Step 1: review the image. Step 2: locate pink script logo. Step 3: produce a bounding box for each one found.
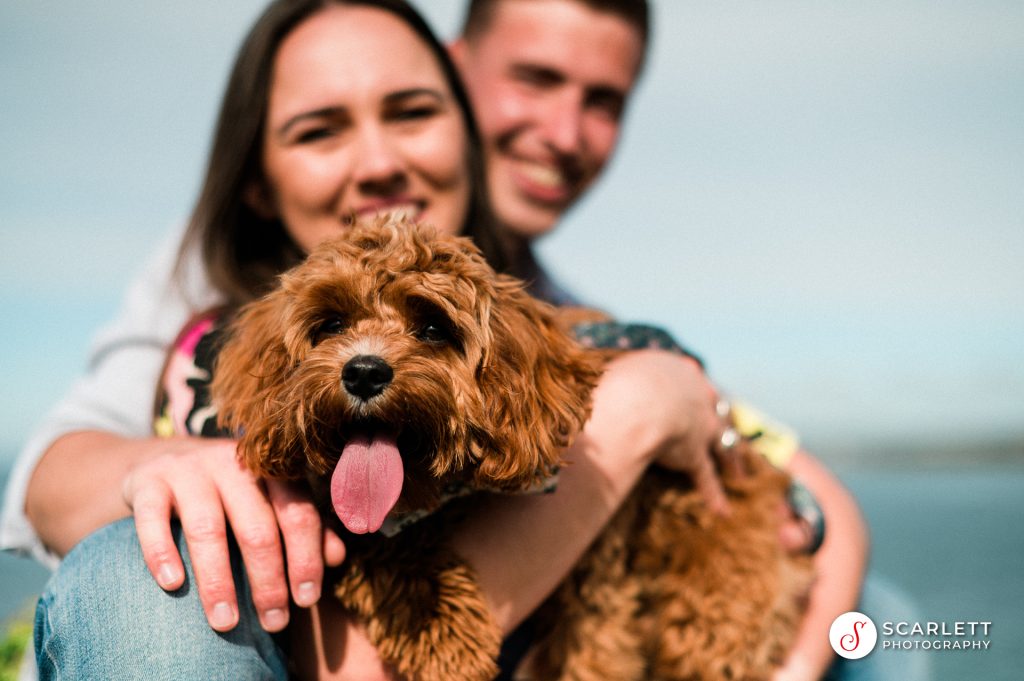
[840,619,869,651]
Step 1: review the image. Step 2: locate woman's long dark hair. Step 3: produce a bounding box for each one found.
[176,0,507,306]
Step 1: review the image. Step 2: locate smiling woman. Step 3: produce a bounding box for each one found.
[12,1,511,677]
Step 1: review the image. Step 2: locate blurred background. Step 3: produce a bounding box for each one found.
[2,1,1021,678]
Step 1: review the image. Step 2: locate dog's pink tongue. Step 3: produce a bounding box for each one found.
[331,434,403,534]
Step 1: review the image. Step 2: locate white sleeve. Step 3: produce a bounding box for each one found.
[0,227,223,566]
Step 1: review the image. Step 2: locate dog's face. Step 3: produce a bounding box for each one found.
[211,219,601,534]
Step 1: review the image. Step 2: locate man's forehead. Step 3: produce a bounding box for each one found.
[471,0,646,42]
[472,0,644,85]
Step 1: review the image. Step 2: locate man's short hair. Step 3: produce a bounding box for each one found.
[461,0,650,49]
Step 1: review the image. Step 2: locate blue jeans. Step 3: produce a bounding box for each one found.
[34,518,287,680]
[34,519,926,681]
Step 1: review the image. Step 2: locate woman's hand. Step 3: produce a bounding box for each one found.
[120,436,345,632]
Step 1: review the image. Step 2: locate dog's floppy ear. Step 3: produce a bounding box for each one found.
[211,289,305,479]
[469,276,603,489]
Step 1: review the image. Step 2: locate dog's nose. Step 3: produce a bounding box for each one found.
[342,355,394,400]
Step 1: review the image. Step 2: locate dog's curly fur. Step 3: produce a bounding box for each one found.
[210,219,813,680]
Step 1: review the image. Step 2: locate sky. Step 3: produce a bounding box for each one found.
[1,1,1022,463]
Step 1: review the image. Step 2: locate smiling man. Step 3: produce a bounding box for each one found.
[451,0,648,242]
[450,4,890,681]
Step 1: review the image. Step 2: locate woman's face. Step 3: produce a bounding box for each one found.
[257,5,471,252]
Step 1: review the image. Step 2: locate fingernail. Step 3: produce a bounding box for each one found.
[157,563,178,589]
[296,581,319,606]
[262,607,288,631]
[211,602,237,630]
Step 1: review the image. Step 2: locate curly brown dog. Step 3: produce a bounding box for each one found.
[210,219,813,680]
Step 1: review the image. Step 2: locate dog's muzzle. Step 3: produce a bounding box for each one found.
[342,354,394,400]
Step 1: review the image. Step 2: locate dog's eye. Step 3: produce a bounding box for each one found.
[415,322,453,346]
[312,316,347,344]
[407,297,462,350]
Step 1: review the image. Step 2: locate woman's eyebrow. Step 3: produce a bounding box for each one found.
[381,87,446,105]
[276,106,346,139]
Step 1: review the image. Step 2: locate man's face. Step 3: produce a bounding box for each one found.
[454,0,644,239]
